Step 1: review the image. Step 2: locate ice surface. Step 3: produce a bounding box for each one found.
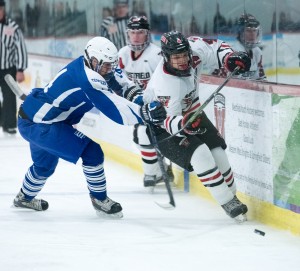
[1,132,300,271]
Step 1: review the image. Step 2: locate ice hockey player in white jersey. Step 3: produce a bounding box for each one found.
[138,31,251,221]
[118,16,174,188]
[213,13,266,80]
[235,13,266,79]
[119,16,162,90]
[12,37,166,218]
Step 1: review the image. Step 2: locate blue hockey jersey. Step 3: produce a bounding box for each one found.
[21,56,143,126]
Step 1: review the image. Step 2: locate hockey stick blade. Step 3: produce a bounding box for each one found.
[4,74,27,101]
[155,201,175,210]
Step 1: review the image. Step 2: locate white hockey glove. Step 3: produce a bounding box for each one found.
[123,86,144,106]
[140,101,166,125]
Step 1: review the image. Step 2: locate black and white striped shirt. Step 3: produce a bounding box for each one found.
[0,17,28,71]
[100,16,128,50]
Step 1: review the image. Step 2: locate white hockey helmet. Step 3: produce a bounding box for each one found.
[84,37,118,73]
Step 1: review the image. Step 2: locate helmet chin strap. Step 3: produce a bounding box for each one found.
[84,49,94,70]
[84,49,104,73]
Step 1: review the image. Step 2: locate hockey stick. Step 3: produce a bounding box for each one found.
[4,74,27,101]
[147,123,175,209]
[158,66,240,143]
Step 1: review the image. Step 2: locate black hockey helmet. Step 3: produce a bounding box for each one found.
[237,13,261,49]
[126,16,150,52]
[161,31,192,77]
[127,15,150,30]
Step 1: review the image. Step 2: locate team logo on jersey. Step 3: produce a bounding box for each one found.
[127,72,151,90]
[91,78,107,85]
[157,96,171,107]
[138,79,150,90]
[183,89,196,109]
[214,93,226,138]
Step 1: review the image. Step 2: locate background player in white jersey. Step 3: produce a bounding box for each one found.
[13,37,166,218]
[118,15,173,187]
[137,31,251,221]
[213,13,266,80]
[119,16,161,90]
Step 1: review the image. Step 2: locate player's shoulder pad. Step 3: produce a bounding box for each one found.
[118,45,130,56]
[150,42,161,51]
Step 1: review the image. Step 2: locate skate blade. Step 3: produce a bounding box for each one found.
[95,210,123,219]
[234,214,247,223]
[12,204,30,210]
[11,204,40,211]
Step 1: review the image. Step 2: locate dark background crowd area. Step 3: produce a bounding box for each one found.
[7,0,300,39]
[9,0,87,37]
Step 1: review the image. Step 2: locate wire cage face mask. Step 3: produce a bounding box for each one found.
[126,15,150,52]
[237,13,262,49]
[240,26,262,49]
[126,29,150,52]
[164,50,192,77]
[92,58,118,75]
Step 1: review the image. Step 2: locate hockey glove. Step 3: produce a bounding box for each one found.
[224,51,251,75]
[123,86,144,106]
[140,101,166,125]
[182,112,206,135]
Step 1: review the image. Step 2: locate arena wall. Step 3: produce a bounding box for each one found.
[21,54,300,235]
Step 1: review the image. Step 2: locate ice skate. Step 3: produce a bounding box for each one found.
[3,128,17,135]
[90,195,123,218]
[222,196,248,223]
[155,165,175,185]
[13,190,49,211]
[144,165,174,187]
[143,174,158,187]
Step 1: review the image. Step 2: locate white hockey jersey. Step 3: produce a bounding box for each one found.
[107,66,136,96]
[234,42,266,80]
[143,37,233,136]
[212,41,266,80]
[118,43,162,90]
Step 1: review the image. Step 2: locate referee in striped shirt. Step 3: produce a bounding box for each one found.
[100,0,129,50]
[0,0,27,134]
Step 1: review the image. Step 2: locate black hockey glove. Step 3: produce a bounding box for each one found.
[224,51,251,75]
[181,112,206,135]
[140,101,166,125]
[123,86,144,106]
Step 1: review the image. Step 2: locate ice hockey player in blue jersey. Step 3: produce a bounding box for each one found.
[13,37,166,218]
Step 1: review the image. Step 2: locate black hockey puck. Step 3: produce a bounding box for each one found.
[254,229,265,236]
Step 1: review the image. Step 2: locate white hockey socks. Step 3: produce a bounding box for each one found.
[190,145,234,205]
